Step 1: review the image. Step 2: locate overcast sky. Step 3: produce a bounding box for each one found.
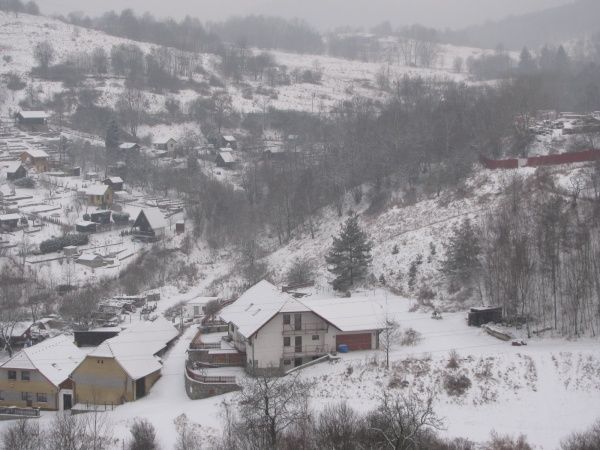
[37,0,575,30]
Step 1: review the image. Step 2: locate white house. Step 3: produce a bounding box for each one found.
[219,280,384,374]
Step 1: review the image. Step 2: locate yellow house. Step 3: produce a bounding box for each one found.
[71,319,179,406]
[85,184,113,207]
[20,149,50,173]
[0,335,85,411]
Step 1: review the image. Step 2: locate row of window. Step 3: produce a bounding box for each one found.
[7,370,30,381]
[0,391,47,403]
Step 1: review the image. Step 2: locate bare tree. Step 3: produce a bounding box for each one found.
[174,414,202,450]
[117,86,148,137]
[128,418,158,450]
[33,41,55,73]
[47,413,87,450]
[1,418,43,450]
[380,314,402,369]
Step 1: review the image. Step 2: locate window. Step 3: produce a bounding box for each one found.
[283,359,291,366]
[312,335,319,341]
[21,371,30,381]
[283,314,290,325]
[36,393,47,403]
[283,337,291,347]
[294,314,302,331]
[7,371,16,380]
[21,392,31,401]
[0,390,4,400]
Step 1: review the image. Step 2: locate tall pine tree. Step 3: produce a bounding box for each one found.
[105,118,120,151]
[326,215,373,291]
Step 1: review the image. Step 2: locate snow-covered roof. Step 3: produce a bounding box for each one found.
[154,137,176,145]
[10,321,33,337]
[119,142,139,150]
[85,184,110,196]
[0,213,21,221]
[5,161,24,174]
[220,281,386,337]
[139,208,167,231]
[1,335,85,387]
[77,253,102,262]
[218,151,235,163]
[75,220,96,227]
[220,281,306,338]
[105,176,123,184]
[18,111,48,120]
[222,135,236,142]
[301,297,386,332]
[86,319,178,380]
[21,149,49,159]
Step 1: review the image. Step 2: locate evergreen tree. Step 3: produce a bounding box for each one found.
[442,218,481,285]
[325,215,373,291]
[105,118,120,151]
[518,47,537,75]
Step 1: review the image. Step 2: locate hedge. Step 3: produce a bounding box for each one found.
[40,234,89,254]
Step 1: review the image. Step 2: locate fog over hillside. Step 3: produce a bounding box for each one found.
[38,0,572,29]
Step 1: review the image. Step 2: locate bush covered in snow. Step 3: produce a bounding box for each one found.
[39,234,89,254]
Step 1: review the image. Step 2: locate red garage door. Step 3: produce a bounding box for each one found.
[336,333,372,351]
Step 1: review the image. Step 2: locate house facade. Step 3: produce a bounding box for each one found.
[0,335,84,411]
[20,149,49,173]
[153,138,177,154]
[85,185,113,207]
[221,281,382,374]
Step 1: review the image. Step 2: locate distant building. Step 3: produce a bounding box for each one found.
[15,111,49,130]
[71,319,179,405]
[103,176,124,192]
[468,307,503,327]
[153,137,177,154]
[0,213,22,231]
[118,142,141,153]
[0,335,84,411]
[132,208,167,237]
[76,253,104,268]
[20,149,49,173]
[5,161,28,180]
[90,210,112,225]
[85,184,113,207]
[216,150,236,169]
[220,135,237,150]
[75,220,97,234]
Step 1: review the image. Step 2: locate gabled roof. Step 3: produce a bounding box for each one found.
[18,111,48,120]
[219,280,306,338]
[86,319,178,380]
[1,335,85,387]
[217,151,235,164]
[154,137,177,145]
[219,281,387,337]
[6,161,25,174]
[105,176,123,184]
[21,149,49,159]
[222,135,236,142]
[137,208,167,231]
[85,184,110,196]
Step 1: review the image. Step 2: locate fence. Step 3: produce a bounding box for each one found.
[481,149,600,170]
[0,406,40,418]
[185,365,237,385]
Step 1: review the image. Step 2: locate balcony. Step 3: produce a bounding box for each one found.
[282,323,328,335]
[283,344,333,357]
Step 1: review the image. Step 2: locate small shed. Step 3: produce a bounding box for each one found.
[220,135,237,150]
[119,142,141,153]
[216,151,236,169]
[76,253,105,268]
[132,208,167,237]
[90,210,112,225]
[85,184,113,207]
[153,137,177,154]
[16,111,48,128]
[75,220,97,233]
[6,161,28,180]
[20,149,50,173]
[104,176,124,192]
[468,307,503,327]
[0,213,22,230]
[63,246,79,258]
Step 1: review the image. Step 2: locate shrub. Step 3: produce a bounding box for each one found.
[447,350,460,369]
[286,258,315,286]
[392,244,399,255]
[400,328,422,346]
[418,284,436,302]
[40,234,89,254]
[6,72,26,90]
[13,177,35,188]
[561,419,600,450]
[485,431,533,450]
[444,374,472,397]
[129,418,157,450]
